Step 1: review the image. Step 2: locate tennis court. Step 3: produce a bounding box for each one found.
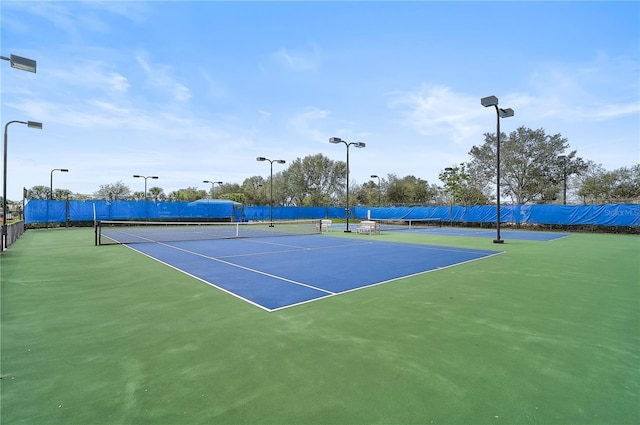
[100,222,502,311]
[2,227,638,425]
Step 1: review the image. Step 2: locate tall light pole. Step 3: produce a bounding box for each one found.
[2,53,38,251]
[371,175,381,207]
[3,120,43,250]
[557,155,567,205]
[256,157,285,226]
[203,180,223,198]
[132,175,158,201]
[50,168,69,200]
[481,95,514,244]
[444,167,454,227]
[329,137,366,232]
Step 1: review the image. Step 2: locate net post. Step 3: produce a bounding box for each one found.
[94,220,99,246]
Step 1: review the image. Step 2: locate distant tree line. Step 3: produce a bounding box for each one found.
[9,127,639,208]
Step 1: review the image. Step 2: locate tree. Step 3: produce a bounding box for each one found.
[94,181,131,200]
[167,187,206,202]
[147,187,166,202]
[354,179,382,206]
[578,163,640,204]
[438,163,489,206]
[280,153,346,206]
[385,174,438,205]
[241,176,267,205]
[468,126,586,204]
[27,185,50,200]
[215,182,245,204]
[52,189,72,200]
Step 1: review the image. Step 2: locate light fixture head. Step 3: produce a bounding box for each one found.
[60,169,69,172]
[215,181,223,184]
[276,160,286,164]
[133,174,142,178]
[27,121,43,129]
[499,108,514,118]
[151,176,159,179]
[9,54,37,73]
[329,137,343,144]
[370,175,378,178]
[256,157,266,161]
[354,142,366,148]
[481,95,499,108]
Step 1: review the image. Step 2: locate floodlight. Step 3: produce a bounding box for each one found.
[1,54,37,73]
[481,95,499,108]
[499,108,514,118]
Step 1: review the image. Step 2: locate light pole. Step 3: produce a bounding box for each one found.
[329,137,366,232]
[444,167,454,227]
[557,155,567,205]
[3,120,43,250]
[481,95,514,244]
[132,175,158,201]
[371,175,381,207]
[256,157,285,226]
[2,53,38,251]
[50,168,69,200]
[203,180,223,199]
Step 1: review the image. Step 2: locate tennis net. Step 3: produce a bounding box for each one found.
[95,219,322,245]
[371,218,442,231]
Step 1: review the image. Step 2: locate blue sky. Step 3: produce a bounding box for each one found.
[1,1,638,200]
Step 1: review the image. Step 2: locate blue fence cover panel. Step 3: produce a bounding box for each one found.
[25,200,639,227]
[23,200,66,223]
[26,199,242,223]
[461,206,495,223]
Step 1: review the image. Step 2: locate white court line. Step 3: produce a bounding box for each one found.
[148,241,337,295]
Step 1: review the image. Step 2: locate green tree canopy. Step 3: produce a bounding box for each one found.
[93,181,131,200]
[468,126,586,204]
[167,187,206,202]
[27,185,50,200]
[578,163,640,204]
[438,164,489,206]
[385,174,438,205]
[280,153,346,206]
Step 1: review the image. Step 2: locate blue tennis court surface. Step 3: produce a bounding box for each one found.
[125,235,502,311]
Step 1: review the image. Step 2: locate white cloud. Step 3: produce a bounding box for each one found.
[136,54,192,103]
[389,85,486,145]
[272,46,320,71]
[288,107,330,143]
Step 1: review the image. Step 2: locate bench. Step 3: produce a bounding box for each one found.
[320,219,332,232]
[356,220,379,235]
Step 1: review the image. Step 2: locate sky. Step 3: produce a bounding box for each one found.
[1,0,638,201]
